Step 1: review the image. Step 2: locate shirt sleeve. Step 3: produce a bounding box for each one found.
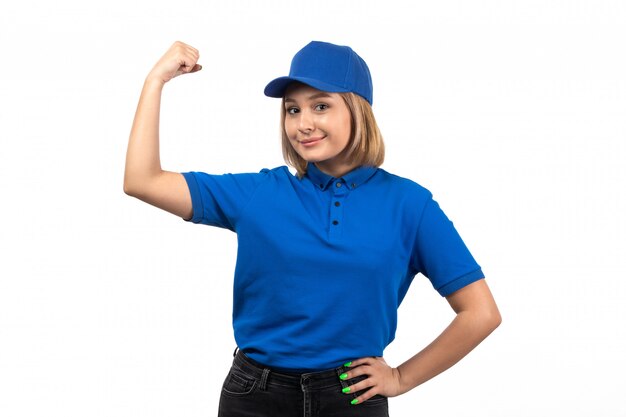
[181,169,269,231]
[411,196,485,297]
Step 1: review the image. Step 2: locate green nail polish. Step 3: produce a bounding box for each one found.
[342,387,351,393]
[339,373,348,380]
[343,361,352,367]
[351,399,359,405]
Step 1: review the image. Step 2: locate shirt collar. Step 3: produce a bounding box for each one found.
[305,163,378,191]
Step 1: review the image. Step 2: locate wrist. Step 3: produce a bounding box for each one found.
[392,367,411,396]
[144,75,166,90]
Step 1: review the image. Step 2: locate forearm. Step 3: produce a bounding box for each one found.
[396,309,501,394]
[123,76,165,194]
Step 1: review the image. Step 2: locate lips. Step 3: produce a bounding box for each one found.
[299,136,325,146]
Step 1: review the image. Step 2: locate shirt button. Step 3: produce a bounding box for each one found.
[334,201,341,207]
[336,182,342,188]
[332,220,339,225]
[351,183,357,188]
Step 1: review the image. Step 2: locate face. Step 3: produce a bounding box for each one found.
[283,83,355,177]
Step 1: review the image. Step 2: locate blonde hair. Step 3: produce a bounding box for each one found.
[280,91,385,178]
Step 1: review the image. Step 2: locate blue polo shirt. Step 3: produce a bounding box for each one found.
[182,164,484,371]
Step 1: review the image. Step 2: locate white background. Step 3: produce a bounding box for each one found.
[1,1,625,416]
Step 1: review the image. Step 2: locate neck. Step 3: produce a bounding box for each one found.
[313,161,359,178]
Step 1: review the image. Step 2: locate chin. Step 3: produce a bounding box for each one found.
[295,152,324,163]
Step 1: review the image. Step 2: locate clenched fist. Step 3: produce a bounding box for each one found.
[147,41,202,85]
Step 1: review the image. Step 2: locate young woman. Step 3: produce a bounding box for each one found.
[124,40,501,417]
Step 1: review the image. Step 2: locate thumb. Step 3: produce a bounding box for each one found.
[174,63,199,78]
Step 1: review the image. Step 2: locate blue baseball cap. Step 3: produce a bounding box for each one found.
[264,41,373,105]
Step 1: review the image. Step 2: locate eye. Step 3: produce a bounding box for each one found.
[286,107,299,115]
[314,103,329,111]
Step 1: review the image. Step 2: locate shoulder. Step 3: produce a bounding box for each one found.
[254,166,299,185]
[259,165,293,177]
[375,168,433,201]
[187,165,291,181]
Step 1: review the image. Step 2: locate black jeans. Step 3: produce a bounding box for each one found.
[218,349,389,417]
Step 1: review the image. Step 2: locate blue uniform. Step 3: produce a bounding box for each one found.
[182,164,484,371]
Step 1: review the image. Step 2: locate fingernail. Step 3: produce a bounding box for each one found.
[339,373,348,380]
[343,361,352,367]
[351,399,359,405]
[342,387,351,393]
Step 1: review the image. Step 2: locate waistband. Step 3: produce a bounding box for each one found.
[232,348,349,391]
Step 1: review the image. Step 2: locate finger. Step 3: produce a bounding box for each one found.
[350,388,380,406]
[189,64,202,73]
[185,50,199,63]
[178,55,199,74]
[171,40,196,52]
[346,357,376,368]
[185,44,199,56]
[183,44,199,58]
[339,364,371,381]
[341,377,374,395]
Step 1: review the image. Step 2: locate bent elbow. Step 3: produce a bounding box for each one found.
[123,179,142,198]
[123,181,135,197]
[486,307,502,333]
[123,172,144,197]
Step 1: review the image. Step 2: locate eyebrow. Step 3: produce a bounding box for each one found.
[284,92,333,103]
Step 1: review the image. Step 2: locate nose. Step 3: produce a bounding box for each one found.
[297,109,314,134]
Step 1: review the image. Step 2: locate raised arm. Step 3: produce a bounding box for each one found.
[123,41,202,220]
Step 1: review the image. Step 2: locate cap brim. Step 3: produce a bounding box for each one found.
[264,76,351,98]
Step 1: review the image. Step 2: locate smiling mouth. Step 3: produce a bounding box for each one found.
[299,136,325,146]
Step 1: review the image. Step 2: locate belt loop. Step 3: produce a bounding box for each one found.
[233,346,239,358]
[259,368,270,391]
